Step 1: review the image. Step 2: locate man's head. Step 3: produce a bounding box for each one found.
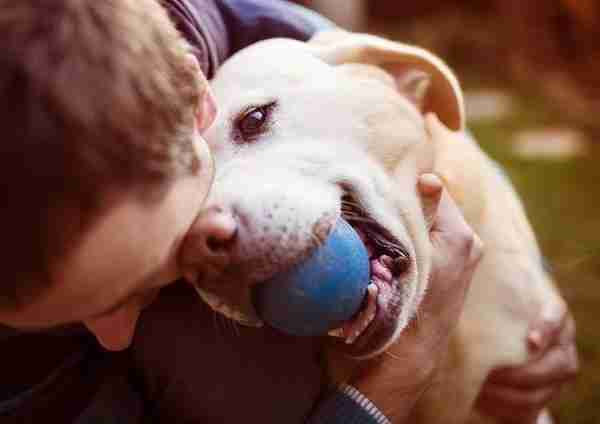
[0,0,216,350]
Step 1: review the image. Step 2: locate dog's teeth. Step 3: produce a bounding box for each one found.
[346,331,360,344]
[339,284,380,344]
[184,271,199,285]
[328,328,344,338]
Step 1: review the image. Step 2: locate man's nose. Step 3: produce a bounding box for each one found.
[180,206,239,280]
[84,303,142,351]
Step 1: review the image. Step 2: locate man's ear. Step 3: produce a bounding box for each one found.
[185,54,217,133]
[308,31,465,131]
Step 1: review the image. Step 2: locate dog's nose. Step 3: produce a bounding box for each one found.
[201,207,238,252]
[181,206,238,272]
[197,206,238,253]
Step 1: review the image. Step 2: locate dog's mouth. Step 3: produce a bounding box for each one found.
[331,192,412,356]
[192,189,414,356]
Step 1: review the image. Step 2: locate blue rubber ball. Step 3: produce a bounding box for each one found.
[253,218,370,336]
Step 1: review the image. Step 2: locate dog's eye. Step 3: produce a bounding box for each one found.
[235,102,276,143]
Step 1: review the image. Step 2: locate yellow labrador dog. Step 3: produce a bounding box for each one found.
[183,31,568,423]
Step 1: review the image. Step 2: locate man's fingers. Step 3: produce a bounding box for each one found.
[476,383,560,423]
[487,343,579,388]
[430,188,468,239]
[430,191,483,269]
[418,173,484,275]
[418,185,483,323]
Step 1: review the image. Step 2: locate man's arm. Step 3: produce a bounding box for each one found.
[216,0,335,53]
[161,0,334,78]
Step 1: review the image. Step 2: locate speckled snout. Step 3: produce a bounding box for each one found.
[180,162,342,293]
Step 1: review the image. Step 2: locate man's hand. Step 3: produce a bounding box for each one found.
[350,174,483,422]
[476,309,578,424]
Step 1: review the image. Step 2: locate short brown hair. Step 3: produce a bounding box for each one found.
[0,0,203,308]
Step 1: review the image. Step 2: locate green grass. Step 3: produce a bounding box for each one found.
[468,95,600,424]
[370,15,599,421]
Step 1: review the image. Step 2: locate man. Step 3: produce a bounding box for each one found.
[0,0,574,422]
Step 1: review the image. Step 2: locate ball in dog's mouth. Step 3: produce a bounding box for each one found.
[329,194,411,354]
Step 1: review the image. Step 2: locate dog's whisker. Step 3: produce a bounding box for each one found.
[226,317,237,338]
[384,350,406,361]
[217,313,229,338]
[413,309,423,330]
[553,253,597,271]
[212,310,223,338]
[232,320,241,337]
[226,316,237,337]
[221,314,231,336]
[215,312,223,334]
[231,318,240,337]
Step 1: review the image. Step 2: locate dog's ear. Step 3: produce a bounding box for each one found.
[309,30,465,131]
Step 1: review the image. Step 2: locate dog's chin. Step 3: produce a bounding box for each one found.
[193,285,264,328]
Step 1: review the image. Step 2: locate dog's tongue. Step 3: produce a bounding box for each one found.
[371,256,394,282]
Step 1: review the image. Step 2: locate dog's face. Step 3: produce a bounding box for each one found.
[183,33,464,357]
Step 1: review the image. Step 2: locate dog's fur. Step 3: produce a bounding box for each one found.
[192,31,567,423]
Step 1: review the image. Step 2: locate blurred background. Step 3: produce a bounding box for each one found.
[294,1,600,423]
